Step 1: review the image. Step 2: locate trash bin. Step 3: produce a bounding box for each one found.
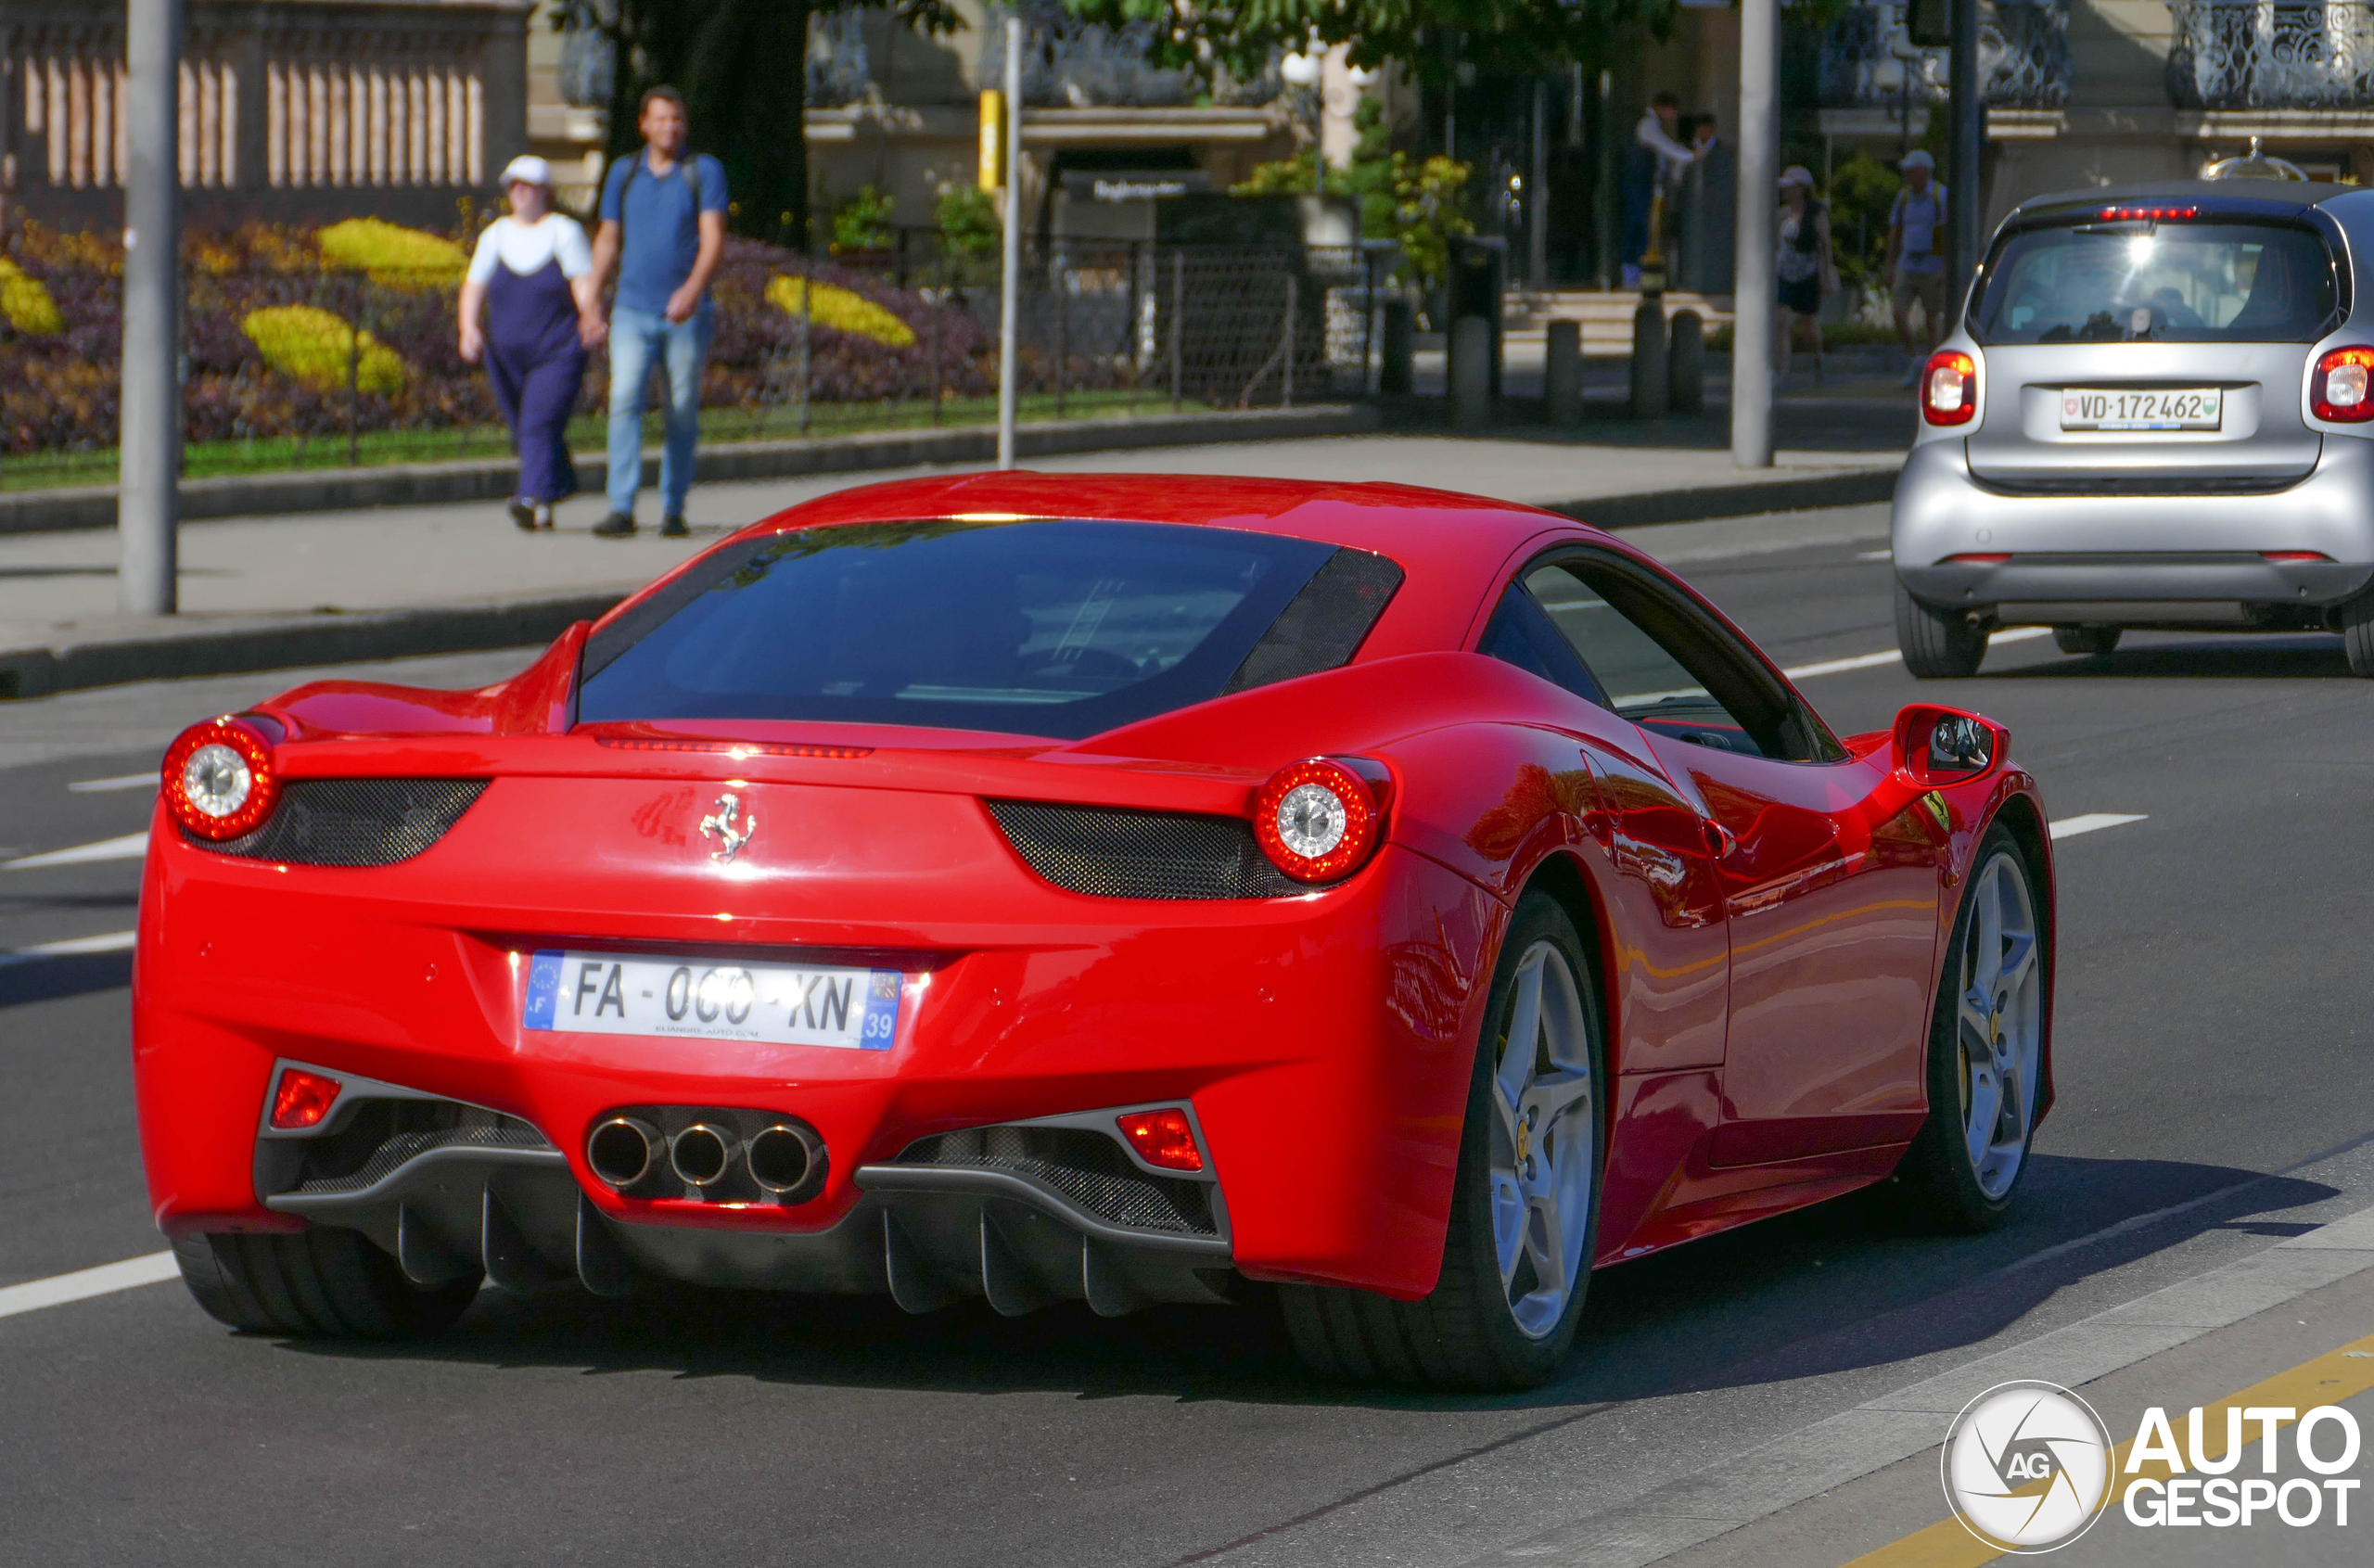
[1446,236,1507,401]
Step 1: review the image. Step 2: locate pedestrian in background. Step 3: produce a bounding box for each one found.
[1621,92,1695,288]
[458,156,605,532]
[588,85,727,540]
[1887,149,1950,386]
[1774,166,1836,388]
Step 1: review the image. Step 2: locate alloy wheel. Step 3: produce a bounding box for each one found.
[1487,939,1598,1340]
[1956,850,2043,1198]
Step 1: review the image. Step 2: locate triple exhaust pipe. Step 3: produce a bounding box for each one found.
[586,1115,827,1204]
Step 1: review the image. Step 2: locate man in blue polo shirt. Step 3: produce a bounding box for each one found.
[588,85,727,538]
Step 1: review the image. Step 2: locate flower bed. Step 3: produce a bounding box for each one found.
[1,220,995,463]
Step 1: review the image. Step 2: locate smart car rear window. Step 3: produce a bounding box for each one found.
[577,519,1402,740]
[1975,219,2338,345]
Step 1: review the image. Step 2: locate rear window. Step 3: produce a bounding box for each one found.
[577,519,1402,740]
[1974,220,2337,345]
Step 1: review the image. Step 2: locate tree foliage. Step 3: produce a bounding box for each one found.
[556,0,961,247]
[1057,0,1676,84]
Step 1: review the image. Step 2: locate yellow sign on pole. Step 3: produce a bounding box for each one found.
[978,90,1005,191]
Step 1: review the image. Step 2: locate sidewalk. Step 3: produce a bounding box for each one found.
[0,411,1905,698]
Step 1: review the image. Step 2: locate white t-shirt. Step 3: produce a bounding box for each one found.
[466,213,594,285]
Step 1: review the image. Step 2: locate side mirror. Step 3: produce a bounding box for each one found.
[1893,704,2007,787]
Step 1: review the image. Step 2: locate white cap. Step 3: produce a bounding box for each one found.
[1779,165,1814,189]
[499,154,553,188]
[1901,149,1936,171]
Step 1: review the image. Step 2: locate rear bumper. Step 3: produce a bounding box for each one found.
[1894,435,2374,615]
[133,821,1500,1301]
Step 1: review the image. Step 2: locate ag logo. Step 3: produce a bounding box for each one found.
[1941,1380,2113,1553]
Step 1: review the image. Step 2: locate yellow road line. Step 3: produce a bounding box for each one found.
[1837,1327,2374,1568]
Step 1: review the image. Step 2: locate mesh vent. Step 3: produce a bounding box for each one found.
[190,779,488,866]
[896,1126,1217,1236]
[988,800,1301,900]
[292,1101,551,1195]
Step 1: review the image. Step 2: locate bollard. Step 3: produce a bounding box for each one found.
[1545,319,1583,427]
[1667,310,1705,415]
[1629,300,1668,420]
[1380,299,1415,394]
[1450,315,1492,430]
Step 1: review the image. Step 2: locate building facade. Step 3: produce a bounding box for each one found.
[2,0,530,233]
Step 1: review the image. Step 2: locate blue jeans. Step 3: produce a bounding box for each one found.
[606,302,712,518]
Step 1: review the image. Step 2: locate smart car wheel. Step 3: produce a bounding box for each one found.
[1280,892,1604,1391]
[1897,825,2046,1232]
[2341,594,2374,678]
[172,1229,481,1338]
[1895,583,1989,679]
[2050,626,2120,657]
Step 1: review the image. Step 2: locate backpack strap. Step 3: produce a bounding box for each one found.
[613,151,702,252]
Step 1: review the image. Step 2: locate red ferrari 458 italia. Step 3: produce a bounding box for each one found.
[134,472,2053,1389]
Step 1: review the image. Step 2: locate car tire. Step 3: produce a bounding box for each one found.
[1895,583,1988,679]
[2342,597,2374,678]
[1280,892,1605,1391]
[2050,626,2121,657]
[172,1228,481,1338]
[1895,824,2047,1233]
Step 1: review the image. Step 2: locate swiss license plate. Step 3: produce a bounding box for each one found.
[2060,388,2222,431]
[522,950,902,1050]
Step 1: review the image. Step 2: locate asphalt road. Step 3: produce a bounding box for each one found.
[6,502,2374,1567]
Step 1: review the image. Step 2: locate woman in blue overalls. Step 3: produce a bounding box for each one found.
[459,156,606,530]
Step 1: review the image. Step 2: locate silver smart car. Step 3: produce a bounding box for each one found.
[1893,177,2374,676]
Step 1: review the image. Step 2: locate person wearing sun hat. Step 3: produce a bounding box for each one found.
[1888,149,1949,386]
[459,154,606,530]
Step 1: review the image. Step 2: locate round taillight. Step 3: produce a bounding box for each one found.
[1251,759,1382,884]
[161,718,279,840]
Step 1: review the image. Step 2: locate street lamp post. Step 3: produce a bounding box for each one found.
[120,0,183,614]
[1948,0,1982,291]
[1731,0,1778,468]
[997,16,1022,471]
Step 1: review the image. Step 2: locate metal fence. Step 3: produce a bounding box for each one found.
[0,233,1398,493]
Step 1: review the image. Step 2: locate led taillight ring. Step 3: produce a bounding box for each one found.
[1252,758,1382,884]
[162,717,280,841]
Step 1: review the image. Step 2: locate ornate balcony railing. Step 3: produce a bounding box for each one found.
[1817,0,2071,111]
[2167,0,2374,109]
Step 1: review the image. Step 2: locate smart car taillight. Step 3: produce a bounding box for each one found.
[1252,758,1383,883]
[270,1068,340,1129]
[1921,351,1978,426]
[1116,1109,1204,1172]
[161,717,279,840]
[2312,347,2374,422]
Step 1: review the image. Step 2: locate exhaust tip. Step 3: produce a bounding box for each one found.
[670,1123,737,1189]
[587,1116,661,1188]
[747,1123,826,1200]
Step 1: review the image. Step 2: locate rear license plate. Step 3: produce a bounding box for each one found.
[522,950,902,1050]
[2060,388,2222,431]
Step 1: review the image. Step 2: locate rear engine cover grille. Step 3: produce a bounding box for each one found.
[292,1101,550,1195]
[190,778,487,866]
[988,800,1300,900]
[896,1126,1218,1235]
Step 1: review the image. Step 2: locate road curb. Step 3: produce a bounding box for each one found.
[0,592,623,700]
[1549,465,1899,529]
[0,459,1900,699]
[0,405,1384,536]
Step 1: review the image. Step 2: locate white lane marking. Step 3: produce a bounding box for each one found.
[0,1252,179,1321]
[2049,811,2148,840]
[3,833,148,870]
[0,931,137,968]
[1781,626,2050,682]
[70,771,160,794]
[1855,549,1893,560]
